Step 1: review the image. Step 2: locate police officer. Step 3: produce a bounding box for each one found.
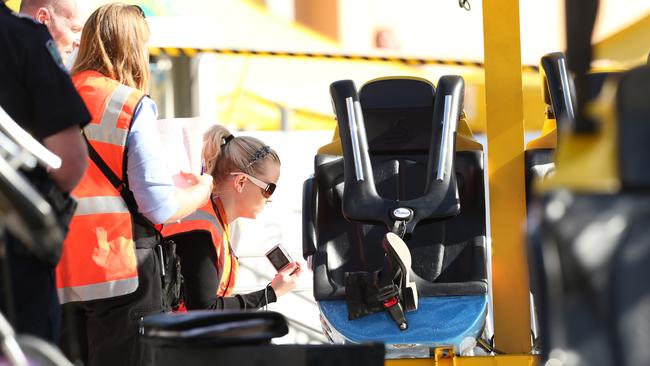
[19,0,83,66]
[0,0,90,342]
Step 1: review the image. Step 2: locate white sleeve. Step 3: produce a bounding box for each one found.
[126,97,179,224]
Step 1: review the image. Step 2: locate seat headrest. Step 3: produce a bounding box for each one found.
[359,78,436,153]
[360,78,435,109]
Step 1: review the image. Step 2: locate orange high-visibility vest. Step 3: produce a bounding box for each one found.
[56,70,145,303]
[162,198,238,297]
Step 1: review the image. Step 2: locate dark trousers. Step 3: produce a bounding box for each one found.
[0,234,60,342]
[59,248,163,366]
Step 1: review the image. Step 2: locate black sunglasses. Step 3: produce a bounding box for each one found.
[230,172,276,199]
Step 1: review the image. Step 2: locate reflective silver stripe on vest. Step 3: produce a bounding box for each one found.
[74,196,129,216]
[57,277,138,303]
[181,210,217,224]
[180,210,221,232]
[84,84,133,146]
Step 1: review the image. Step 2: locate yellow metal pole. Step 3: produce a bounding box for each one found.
[482,0,532,354]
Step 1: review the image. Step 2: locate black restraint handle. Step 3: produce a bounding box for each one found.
[330,77,464,235]
[565,0,599,133]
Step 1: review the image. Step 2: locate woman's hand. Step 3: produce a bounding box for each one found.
[194,173,215,201]
[165,173,214,223]
[178,171,213,203]
[174,171,213,190]
[270,262,301,297]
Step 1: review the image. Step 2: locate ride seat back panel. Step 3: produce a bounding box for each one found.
[360,78,437,154]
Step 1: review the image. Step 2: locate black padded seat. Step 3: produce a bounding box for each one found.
[529,192,650,366]
[306,77,488,302]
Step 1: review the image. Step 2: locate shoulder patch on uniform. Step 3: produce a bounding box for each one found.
[45,39,67,72]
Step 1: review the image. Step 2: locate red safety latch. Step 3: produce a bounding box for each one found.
[383,296,398,308]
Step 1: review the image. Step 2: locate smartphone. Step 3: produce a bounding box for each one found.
[265,244,294,272]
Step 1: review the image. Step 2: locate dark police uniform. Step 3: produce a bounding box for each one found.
[0,1,90,342]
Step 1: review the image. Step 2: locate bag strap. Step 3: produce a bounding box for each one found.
[83,134,161,241]
[84,135,138,212]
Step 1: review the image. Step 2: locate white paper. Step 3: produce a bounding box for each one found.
[157,117,211,187]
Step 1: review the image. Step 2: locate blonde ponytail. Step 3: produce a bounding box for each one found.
[202,125,233,177]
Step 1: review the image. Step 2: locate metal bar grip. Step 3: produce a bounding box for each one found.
[436,95,454,182]
[346,97,365,182]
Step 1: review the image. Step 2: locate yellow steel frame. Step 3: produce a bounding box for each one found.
[481,0,532,355]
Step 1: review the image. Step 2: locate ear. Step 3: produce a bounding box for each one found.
[35,8,50,25]
[233,174,246,193]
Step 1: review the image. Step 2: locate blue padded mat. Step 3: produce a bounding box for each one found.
[319,295,488,348]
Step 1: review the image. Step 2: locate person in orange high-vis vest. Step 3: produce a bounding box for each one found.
[55,4,213,366]
[162,198,239,304]
[162,125,301,310]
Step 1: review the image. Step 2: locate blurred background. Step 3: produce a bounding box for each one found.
[6,0,650,345]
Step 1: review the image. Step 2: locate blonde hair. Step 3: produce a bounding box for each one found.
[203,125,280,186]
[72,3,150,92]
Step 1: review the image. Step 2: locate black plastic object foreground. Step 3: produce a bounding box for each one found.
[529,192,650,366]
[141,310,288,346]
[144,343,385,366]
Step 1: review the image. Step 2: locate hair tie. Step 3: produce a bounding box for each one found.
[221,134,234,148]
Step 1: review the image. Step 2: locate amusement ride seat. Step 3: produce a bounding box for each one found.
[302,76,489,358]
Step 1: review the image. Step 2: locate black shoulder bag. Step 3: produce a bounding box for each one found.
[85,138,182,311]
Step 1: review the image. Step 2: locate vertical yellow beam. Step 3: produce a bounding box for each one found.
[482,0,532,354]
